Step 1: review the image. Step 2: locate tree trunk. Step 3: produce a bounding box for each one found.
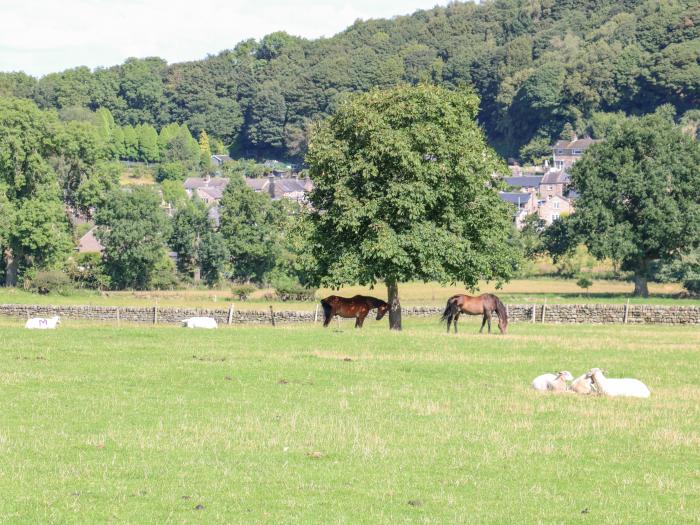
[632,259,650,298]
[633,274,649,297]
[4,248,18,287]
[193,266,201,283]
[387,279,402,331]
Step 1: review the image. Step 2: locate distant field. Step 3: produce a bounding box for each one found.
[1,319,698,523]
[0,279,694,311]
[119,165,156,186]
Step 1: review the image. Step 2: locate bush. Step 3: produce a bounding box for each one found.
[150,255,179,290]
[576,275,593,294]
[232,284,256,301]
[684,279,700,296]
[264,269,316,301]
[29,271,72,295]
[156,162,187,182]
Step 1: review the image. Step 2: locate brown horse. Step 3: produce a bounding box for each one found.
[320,295,389,328]
[441,293,508,334]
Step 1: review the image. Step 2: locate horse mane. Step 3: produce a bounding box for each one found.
[364,296,388,308]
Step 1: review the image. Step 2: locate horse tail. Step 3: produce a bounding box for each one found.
[321,299,333,327]
[494,296,508,332]
[440,297,459,323]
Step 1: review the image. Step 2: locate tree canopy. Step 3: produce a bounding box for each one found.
[303,84,520,329]
[569,112,700,296]
[1,0,696,161]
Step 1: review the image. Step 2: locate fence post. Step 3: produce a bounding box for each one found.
[116,307,120,328]
[227,304,234,325]
[541,298,547,323]
[623,299,630,324]
[153,305,158,325]
[314,304,319,324]
[531,304,536,323]
[269,305,276,327]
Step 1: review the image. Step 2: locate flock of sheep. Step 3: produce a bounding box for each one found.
[25,316,651,399]
[532,369,651,398]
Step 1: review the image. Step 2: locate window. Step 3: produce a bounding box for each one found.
[553,200,560,209]
[548,185,553,190]
[551,213,560,221]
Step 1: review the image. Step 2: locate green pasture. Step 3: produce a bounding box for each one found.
[1,316,698,523]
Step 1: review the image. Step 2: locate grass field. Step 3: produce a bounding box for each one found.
[1,317,699,523]
[0,278,695,311]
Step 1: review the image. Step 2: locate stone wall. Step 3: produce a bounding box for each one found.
[1,303,699,326]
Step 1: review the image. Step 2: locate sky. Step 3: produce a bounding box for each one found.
[0,0,450,77]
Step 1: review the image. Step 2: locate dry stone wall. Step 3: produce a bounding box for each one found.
[1,303,699,326]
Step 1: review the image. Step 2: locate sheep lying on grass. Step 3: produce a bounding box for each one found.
[586,368,650,398]
[532,371,574,392]
[570,373,596,394]
[182,317,218,329]
[25,316,61,329]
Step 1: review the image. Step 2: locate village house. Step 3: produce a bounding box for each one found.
[537,194,573,226]
[77,227,104,253]
[499,191,537,229]
[183,173,314,206]
[552,135,598,170]
[538,168,570,200]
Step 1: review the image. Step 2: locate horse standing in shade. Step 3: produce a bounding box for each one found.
[441,293,508,334]
[320,295,389,328]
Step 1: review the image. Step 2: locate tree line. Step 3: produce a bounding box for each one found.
[0,0,697,162]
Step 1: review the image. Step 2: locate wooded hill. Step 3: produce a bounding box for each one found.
[1,0,697,161]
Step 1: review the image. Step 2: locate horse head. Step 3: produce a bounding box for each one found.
[376,302,389,320]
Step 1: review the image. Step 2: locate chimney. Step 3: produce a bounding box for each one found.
[267,175,276,198]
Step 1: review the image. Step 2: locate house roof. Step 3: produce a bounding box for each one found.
[553,137,598,150]
[499,192,534,206]
[211,154,232,163]
[77,227,104,253]
[505,176,543,189]
[245,178,269,192]
[541,169,570,185]
[183,176,229,191]
[196,186,225,201]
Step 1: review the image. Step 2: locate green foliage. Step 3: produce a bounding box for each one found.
[518,136,551,165]
[136,124,159,162]
[570,113,700,296]
[28,270,72,295]
[122,125,138,160]
[64,252,111,290]
[576,274,593,294]
[0,98,75,285]
[160,179,188,208]
[231,284,256,300]
[6,1,700,161]
[95,186,172,290]
[149,253,179,290]
[219,175,284,283]
[156,162,187,182]
[304,84,520,327]
[198,130,211,169]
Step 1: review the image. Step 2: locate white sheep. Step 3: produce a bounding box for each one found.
[532,371,574,392]
[570,373,596,395]
[25,316,61,329]
[586,368,650,398]
[182,317,218,329]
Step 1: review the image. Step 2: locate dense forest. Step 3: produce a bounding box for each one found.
[1,0,698,161]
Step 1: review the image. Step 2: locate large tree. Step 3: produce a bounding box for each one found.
[303,84,520,329]
[95,186,172,290]
[0,98,74,285]
[570,113,700,296]
[218,175,284,282]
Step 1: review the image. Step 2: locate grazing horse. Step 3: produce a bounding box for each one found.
[440,293,508,334]
[320,295,389,328]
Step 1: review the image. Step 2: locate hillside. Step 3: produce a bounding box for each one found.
[1,0,698,161]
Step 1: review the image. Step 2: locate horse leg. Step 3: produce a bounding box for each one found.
[356,309,368,328]
[480,314,487,333]
[446,314,452,333]
[486,311,492,333]
[454,313,459,334]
